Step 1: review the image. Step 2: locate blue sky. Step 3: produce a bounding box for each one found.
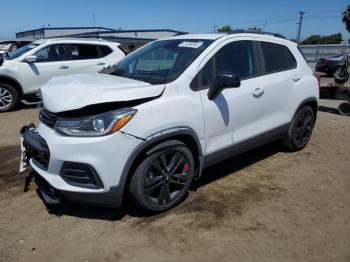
[1,0,349,40]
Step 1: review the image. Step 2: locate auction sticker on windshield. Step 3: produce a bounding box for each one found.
[178,41,204,48]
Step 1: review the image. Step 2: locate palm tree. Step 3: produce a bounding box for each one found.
[343,5,350,33]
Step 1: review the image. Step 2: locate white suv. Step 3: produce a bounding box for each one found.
[0,38,125,112]
[21,31,319,212]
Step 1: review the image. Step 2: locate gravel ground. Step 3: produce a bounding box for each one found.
[0,98,349,262]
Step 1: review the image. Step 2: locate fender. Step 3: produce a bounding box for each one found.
[294,96,318,119]
[0,74,23,96]
[116,126,204,204]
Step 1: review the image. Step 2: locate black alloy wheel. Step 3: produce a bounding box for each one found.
[129,140,194,212]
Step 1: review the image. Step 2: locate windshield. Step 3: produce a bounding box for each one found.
[5,43,39,60]
[111,39,213,84]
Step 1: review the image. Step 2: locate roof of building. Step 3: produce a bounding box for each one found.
[16,27,114,34]
[32,37,119,45]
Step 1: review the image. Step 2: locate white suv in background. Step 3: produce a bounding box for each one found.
[0,38,125,112]
[21,31,319,212]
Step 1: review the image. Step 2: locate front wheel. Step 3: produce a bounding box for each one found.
[129,140,194,212]
[0,83,19,112]
[282,106,315,151]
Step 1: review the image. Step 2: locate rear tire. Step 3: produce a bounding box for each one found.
[282,106,315,151]
[0,83,19,112]
[338,101,350,116]
[129,140,194,212]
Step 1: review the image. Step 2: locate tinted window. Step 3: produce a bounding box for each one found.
[99,45,112,57]
[69,44,99,60]
[35,44,68,62]
[191,40,256,90]
[261,42,296,74]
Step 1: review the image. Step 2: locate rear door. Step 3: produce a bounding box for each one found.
[256,40,298,138]
[65,44,107,74]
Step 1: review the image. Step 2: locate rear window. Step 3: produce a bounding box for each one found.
[261,42,296,74]
[99,45,113,57]
[70,44,99,60]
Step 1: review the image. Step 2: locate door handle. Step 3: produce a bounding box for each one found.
[293,74,301,81]
[59,65,69,70]
[252,88,264,98]
[97,62,106,66]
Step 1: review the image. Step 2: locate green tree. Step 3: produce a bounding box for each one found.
[301,33,342,45]
[342,5,350,32]
[218,26,232,33]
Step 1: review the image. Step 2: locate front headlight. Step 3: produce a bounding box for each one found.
[55,108,137,137]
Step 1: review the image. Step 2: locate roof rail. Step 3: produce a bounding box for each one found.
[228,29,287,39]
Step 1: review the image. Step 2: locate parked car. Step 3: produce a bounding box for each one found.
[0,38,125,112]
[21,31,319,212]
[0,40,32,54]
[315,53,350,77]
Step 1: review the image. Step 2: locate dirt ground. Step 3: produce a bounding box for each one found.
[0,99,349,262]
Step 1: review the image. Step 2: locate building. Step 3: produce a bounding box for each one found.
[16,27,186,53]
[15,27,114,41]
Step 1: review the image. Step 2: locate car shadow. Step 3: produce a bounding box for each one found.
[318,105,339,115]
[43,141,283,220]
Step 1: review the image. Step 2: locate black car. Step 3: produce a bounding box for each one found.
[315,54,350,77]
[0,40,32,55]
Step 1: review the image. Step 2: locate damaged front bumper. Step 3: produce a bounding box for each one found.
[19,123,143,208]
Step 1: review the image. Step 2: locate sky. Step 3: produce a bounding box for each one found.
[1,0,349,41]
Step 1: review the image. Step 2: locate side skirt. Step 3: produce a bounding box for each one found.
[203,123,290,169]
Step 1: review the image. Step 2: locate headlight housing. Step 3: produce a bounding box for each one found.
[54,108,137,137]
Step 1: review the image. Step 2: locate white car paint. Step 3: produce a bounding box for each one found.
[26,32,319,208]
[41,74,164,113]
[0,38,125,105]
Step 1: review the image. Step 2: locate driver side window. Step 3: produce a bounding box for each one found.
[190,40,257,91]
[35,44,68,63]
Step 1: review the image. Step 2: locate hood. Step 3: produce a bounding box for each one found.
[41,73,165,113]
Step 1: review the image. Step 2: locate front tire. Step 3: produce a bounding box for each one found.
[0,83,19,112]
[129,140,194,212]
[282,106,315,151]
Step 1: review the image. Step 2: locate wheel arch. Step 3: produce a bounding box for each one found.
[0,75,23,98]
[295,97,318,120]
[119,127,204,205]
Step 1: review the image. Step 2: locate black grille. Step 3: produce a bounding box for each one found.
[40,109,57,128]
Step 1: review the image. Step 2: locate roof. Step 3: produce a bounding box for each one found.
[32,38,119,45]
[162,31,294,44]
[16,27,114,34]
[161,33,226,41]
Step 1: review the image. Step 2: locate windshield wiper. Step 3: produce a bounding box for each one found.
[134,70,155,75]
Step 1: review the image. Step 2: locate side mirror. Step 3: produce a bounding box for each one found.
[208,72,240,100]
[24,55,37,63]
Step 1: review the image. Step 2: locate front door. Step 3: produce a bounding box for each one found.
[19,44,71,94]
[192,39,266,156]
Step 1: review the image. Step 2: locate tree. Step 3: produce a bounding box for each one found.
[218,26,232,33]
[301,33,342,45]
[342,5,350,32]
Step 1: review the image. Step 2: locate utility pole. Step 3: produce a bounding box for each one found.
[297,11,305,43]
[213,25,217,33]
[92,14,96,27]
